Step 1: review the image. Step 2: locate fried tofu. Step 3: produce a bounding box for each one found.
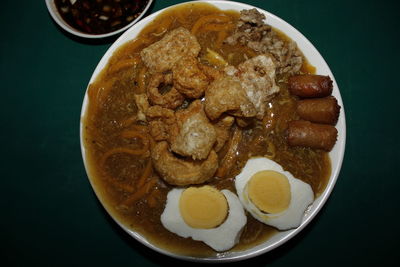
[140,27,201,73]
[204,75,256,120]
[172,56,209,99]
[170,100,217,160]
[237,54,280,119]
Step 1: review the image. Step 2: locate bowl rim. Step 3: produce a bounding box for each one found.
[45,0,154,39]
[79,0,346,262]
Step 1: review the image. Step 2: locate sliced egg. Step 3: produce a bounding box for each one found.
[235,157,314,230]
[161,185,247,252]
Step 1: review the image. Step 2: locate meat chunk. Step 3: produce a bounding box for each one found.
[237,54,279,119]
[170,100,217,160]
[204,75,256,120]
[151,141,218,186]
[140,27,201,73]
[238,8,266,25]
[288,74,333,98]
[287,120,338,151]
[172,56,209,98]
[296,96,340,125]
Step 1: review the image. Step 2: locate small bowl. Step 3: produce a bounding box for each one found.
[45,0,153,39]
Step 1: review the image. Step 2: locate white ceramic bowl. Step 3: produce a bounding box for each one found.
[80,0,346,262]
[45,0,153,39]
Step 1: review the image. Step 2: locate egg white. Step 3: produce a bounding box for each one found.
[160,188,247,252]
[235,157,314,230]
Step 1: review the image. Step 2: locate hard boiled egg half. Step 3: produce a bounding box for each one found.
[235,157,314,230]
[161,185,247,252]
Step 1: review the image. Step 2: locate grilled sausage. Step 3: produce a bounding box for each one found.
[288,74,333,98]
[287,120,338,151]
[296,96,340,125]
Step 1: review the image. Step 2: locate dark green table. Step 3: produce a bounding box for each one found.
[2,0,398,266]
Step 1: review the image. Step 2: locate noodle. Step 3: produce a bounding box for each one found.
[216,30,228,48]
[191,14,231,35]
[87,78,116,109]
[119,115,138,128]
[108,56,141,74]
[108,179,135,193]
[151,16,174,36]
[199,22,234,33]
[136,159,153,188]
[120,179,157,207]
[100,147,148,167]
[124,37,151,56]
[216,127,242,177]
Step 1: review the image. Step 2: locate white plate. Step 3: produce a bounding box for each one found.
[80,0,346,262]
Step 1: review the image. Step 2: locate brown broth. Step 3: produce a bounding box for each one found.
[82,2,331,257]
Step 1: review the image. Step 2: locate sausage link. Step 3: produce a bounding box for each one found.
[288,74,333,98]
[296,96,340,125]
[287,120,338,151]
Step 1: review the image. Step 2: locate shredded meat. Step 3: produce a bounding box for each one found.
[170,100,217,160]
[140,27,201,73]
[225,8,303,75]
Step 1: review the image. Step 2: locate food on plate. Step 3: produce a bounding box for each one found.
[83,2,337,256]
[55,0,150,34]
[170,100,217,160]
[140,27,201,73]
[237,55,279,118]
[296,96,341,125]
[288,74,333,98]
[151,141,219,186]
[146,73,185,109]
[235,157,314,230]
[287,120,338,151]
[204,74,257,120]
[161,186,247,251]
[225,8,303,75]
[173,56,210,98]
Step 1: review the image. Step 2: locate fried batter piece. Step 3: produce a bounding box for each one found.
[212,115,234,152]
[147,73,184,109]
[200,64,224,81]
[237,54,279,119]
[140,27,201,73]
[204,75,256,120]
[172,56,209,98]
[170,100,217,160]
[145,105,176,141]
[151,141,218,186]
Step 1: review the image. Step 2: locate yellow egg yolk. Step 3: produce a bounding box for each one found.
[179,186,228,229]
[247,170,291,214]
